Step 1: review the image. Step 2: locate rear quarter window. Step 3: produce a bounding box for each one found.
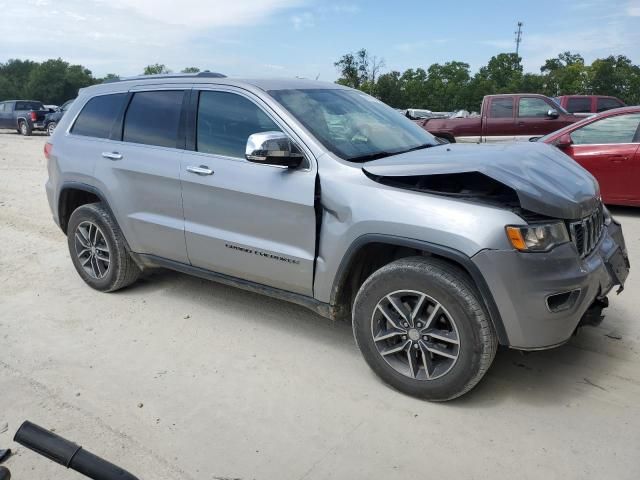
[71,93,128,139]
[122,90,184,148]
[566,97,592,113]
[597,97,625,113]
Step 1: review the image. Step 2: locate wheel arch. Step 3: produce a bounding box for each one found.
[58,182,117,235]
[330,234,509,345]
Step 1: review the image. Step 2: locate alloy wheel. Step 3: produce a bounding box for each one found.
[74,221,111,279]
[371,290,460,380]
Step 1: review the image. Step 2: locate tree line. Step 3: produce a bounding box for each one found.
[2,52,639,109]
[0,60,200,105]
[335,49,640,111]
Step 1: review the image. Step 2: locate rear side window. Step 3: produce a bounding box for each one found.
[597,97,624,113]
[489,98,514,118]
[196,91,280,158]
[571,113,640,145]
[72,93,128,139]
[15,101,43,111]
[518,97,551,117]
[566,97,592,113]
[123,90,184,148]
[0,103,5,112]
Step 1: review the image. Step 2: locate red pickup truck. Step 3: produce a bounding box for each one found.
[417,94,579,143]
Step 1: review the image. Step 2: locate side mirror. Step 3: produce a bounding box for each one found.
[555,133,573,148]
[547,108,559,118]
[245,131,303,169]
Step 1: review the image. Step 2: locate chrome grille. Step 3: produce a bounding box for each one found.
[569,204,605,258]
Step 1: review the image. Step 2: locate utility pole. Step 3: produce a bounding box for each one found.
[515,21,523,57]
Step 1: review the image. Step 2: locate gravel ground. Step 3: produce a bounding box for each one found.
[1,131,639,479]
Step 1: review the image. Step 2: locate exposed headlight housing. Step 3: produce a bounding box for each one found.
[506,222,570,252]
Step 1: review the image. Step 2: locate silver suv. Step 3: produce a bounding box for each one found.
[45,73,630,400]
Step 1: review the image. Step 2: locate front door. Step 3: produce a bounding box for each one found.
[562,112,640,203]
[180,88,317,296]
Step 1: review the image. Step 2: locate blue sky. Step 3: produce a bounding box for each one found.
[1,0,638,79]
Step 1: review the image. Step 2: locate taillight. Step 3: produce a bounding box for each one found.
[44,142,53,160]
[30,111,37,122]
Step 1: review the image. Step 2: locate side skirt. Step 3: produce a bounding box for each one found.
[135,253,334,319]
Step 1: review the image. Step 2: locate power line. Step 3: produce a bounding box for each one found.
[515,21,523,57]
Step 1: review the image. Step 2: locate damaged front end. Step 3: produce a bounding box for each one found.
[362,142,600,220]
[361,141,630,349]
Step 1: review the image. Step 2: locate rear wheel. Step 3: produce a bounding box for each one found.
[67,203,141,292]
[47,121,57,136]
[352,256,497,401]
[19,120,32,136]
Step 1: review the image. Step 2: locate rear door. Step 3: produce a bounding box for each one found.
[482,97,517,142]
[180,87,317,296]
[0,102,15,128]
[562,112,640,203]
[92,86,189,263]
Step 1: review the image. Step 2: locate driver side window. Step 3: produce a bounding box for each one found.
[571,114,640,145]
[518,98,551,118]
[197,91,281,158]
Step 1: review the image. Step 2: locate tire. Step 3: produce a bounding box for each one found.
[19,120,32,136]
[67,202,141,292]
[352,256,497,401]
[47,121,57,136]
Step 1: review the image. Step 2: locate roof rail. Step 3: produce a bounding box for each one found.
[101,71,226,84]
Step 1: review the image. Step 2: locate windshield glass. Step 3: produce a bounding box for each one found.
[268,88,438,162]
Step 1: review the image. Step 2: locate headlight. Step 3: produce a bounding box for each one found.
[505,222,570,252]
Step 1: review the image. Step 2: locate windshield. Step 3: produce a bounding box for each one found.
[268,88,438,162]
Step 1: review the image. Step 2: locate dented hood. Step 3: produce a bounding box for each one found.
[362,142,599,219]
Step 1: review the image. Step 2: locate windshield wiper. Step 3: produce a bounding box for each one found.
[347,143,435,163]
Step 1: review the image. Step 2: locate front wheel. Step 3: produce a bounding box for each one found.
[47,121,57,136]
[352,257,497,401]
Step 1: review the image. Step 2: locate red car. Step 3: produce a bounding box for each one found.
[542,106,640,206]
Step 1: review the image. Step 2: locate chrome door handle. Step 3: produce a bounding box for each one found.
[187,165,214,176]
[102,152,123,160]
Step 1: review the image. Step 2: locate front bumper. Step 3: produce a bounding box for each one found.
[472,221,629,350]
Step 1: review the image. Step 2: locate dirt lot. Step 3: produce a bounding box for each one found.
[1,131,639,479]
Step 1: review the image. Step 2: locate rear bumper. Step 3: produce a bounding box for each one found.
[472,221,629,350]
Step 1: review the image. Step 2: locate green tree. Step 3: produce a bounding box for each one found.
[181,67,200,73]
[0,59,39,99]
[376,71,405,107]
[23,59,95,104]
[334,49,383,94]
[479,53,523,92]
[399,68,429,108]
[143,64,170,75]
[424,61,471,111]
[587,55,640,104]
[100,73,120,83]
[540,52,587,96]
